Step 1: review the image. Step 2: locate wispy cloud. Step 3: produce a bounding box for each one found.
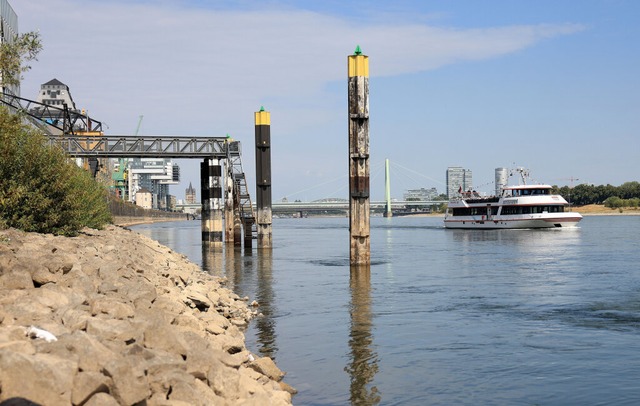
[16,0,584,134]
[12,0,590,199]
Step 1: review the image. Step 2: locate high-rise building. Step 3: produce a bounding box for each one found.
[128,158,180,209]
[446,167,473,198]
[495,167,509,196]
[0,0,19,96]
[185,182,197,204]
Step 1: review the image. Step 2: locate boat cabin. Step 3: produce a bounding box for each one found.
[502,185,552,197]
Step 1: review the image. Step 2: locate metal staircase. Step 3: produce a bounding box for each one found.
[227,141,256,239]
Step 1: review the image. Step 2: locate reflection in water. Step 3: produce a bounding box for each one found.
[345,265,380,405]
[201,243,224,278]
[202,246,279,360]
[450,228,582,269]
[254,250,278,359]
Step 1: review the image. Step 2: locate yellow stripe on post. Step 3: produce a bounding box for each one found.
[255,109,271,126]
[348,55,369,78]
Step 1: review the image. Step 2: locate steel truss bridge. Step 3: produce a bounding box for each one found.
[46,135,233,158]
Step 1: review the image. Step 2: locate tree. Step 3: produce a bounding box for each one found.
[0,31,42,89]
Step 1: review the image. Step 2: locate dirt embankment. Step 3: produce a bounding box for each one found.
[0,225,293,405]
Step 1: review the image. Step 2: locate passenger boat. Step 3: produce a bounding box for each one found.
[444,169,582,229]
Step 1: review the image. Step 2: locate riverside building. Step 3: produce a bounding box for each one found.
[404,187,438,201]
[446,167,473,199]
[35,78,77,108]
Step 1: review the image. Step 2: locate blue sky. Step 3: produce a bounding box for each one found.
[11,0,640,201]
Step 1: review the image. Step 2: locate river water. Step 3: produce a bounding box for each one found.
[133,215,640,405]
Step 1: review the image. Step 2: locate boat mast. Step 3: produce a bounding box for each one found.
[512,167,529,185]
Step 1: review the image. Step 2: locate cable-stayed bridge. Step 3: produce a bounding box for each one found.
[272,200,440,214]
[176,199,442,216]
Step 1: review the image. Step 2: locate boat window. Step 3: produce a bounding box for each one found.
[501,205,566,215]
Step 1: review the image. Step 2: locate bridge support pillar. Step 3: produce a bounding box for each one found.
[384,158,392,217]
[348,46,370,265]
[255,107,272,249]
[201,158,223,247]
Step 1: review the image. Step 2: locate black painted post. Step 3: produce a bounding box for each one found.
[255,107,272,249]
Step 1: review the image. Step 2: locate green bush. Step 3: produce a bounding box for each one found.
[604,196,623,209]
[0,107,111,235]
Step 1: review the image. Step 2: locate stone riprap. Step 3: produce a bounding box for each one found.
[0,225,293,405]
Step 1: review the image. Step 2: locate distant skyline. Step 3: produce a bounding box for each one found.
[11,0,639,201]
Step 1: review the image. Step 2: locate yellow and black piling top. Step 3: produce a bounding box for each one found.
[254,106,271,126]
[348,45,369,78]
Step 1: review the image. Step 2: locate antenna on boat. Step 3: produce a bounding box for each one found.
[511,167,530,185]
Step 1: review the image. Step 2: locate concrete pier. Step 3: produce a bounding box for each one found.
[255,107,273,249]
[348,46,371,265]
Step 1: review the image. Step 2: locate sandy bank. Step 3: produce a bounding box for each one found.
[112,215,191,227]
[0,225,293,405]
[574,204,640,216]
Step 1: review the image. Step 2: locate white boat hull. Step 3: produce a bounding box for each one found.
[444,213,582,229]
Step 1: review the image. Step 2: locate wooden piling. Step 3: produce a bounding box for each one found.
[348,46,370,265]
[255,107,273,249]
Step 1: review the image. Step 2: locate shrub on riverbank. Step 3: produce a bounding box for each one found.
[0,107,111,235]
[604,196,640,209]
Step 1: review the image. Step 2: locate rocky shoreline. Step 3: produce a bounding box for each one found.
[0,225,293,405]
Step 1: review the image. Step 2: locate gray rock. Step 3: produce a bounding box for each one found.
[0,270,33,289]
[103,356,150,405]
[0,351,76,406]
[83,392,120,406]
[71,370,111,406]
[249,357,286,382]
